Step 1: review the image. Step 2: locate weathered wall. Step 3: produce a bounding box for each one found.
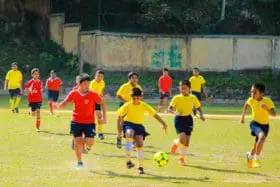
[49,13,280,72]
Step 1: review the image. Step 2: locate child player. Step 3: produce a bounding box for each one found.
[117,87,168,174]
[89,70,106,140]
[169,80,205,166]
[189,67,207,115]
[25,68,43,132]
[158,68,172,113]
[45,70,63,115]
[55,74,107,170]
[116,72,142,148]
[241,83,276,168]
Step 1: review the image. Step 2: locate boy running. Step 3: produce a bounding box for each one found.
[45,70,63,115]
[158,68,172,113]
[241,83,276,168]
[55,74,107,170]
[118,87,168,174]
[25,68,43,132]
[169,80,205,166]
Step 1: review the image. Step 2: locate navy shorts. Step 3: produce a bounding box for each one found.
[95,103,101,111]
[192,91,202,101]
[250,121,269,141]
[160,92,170,99]
[70,121,96,138]
[8,88,21,98]
[123,121,149,139]
[29,102,42,112]
[47,90,59,102]
[174,115,193,136]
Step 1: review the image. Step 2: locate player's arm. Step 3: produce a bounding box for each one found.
[196,107,205,121]
[158,79,162,93]
[116,94,126,102]
[55,99,70,109]
[154,114,168,132]
[168,106,179,115]
[4,79,8,90]
[241,103,249,124]
[99,99,107,123]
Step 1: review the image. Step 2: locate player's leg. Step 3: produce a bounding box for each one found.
[134,135,144,174]
[158,93,164,113]
[124,124,135,168]
[74,137,84,169]
[178,133,189,166]
[8,89,16,113]
[96,104,105,140]
[83,124,96,152]
[163,94,169,113]
[36,107,41,132]
[14,89,21,113]
[116,116,123,148]
[47,90,54,115]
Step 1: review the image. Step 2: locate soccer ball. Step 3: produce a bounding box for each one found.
[153,152,169,167]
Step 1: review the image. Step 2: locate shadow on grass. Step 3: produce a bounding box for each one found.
[90,170,210,184]
[40,130,71,136]
[187,164,269,177]
[91,152,151,160]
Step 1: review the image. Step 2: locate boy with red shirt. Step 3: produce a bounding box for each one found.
[158,68,172,113]
[25,68,43,132]
[45,70,63,115]
[55,74,107,170]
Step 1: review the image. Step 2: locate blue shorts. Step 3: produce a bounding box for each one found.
[250,121,269,141]
[8,88,21,98]
[160,92,170,99]
[70,121,96,138]
[192,91,202,101]
[95,103,101,111]
[123,121,149,139]
[47,90,59,102]
[174,115,193,136]
[29,102,42,112]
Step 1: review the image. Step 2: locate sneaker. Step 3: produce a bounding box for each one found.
[247,159,253,168]
[179,158,186,166]
[15,108,19,113]
[76,161,84,170]
[137,167,144,174]
[252,159,261,168]
[170,143,178,155]
[98,133,104,140]
[116,136,122,149]
[126,161,135,169]
[36,128,40,132]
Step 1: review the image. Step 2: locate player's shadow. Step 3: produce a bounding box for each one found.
[89,170,210,184]
[187,164,269,177]
[39,130,71,137]
[91,152,151,160]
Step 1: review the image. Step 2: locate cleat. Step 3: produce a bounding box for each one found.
[71,139,75,150]
[98,134,104,140]
[247,159,253,168]
[116,136,122,149]
[170,143,178,155]
[75,162,84,170]
[36,128,40,132]
[49,112,54,116]
[252,159,261,168]
[137,167,144,174]
[126,161,135,169]
[179,158,186,166]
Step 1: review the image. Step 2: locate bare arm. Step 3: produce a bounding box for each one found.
[168,106,179,115]
[241,103,249,124]
[203,85,208,98]
[154,114,168,132]
[4,80,8,90]
[196,107,205,121]
[55,99,70,109]
[99,100,107,123]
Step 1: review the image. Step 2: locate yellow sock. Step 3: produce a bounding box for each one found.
[136,146,144,168]
[9,98,15,110]
[14,97,21,108]
[97,123,104,134]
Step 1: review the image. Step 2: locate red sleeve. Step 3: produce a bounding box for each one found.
[92,92,102,104]
[25,80,32,89]
[65,90,75,102]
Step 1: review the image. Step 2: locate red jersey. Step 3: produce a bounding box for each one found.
[66,90,102,124]
[46,77,62,91]
[25,79,43,103]
[158,75,172,92]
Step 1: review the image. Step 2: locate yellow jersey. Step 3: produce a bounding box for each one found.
[89,79,105,96]
[5,70,23,89]
[116,82,142,102]
[247,97,275,124]
[170,94,201,116]
[117,101,157,124]
[189,75,206,92]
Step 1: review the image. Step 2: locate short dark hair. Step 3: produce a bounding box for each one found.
[131,87,142,97]
[193,67,200,72]
[31,68,39,75]
[253,83,265,93]
[163,68,169,72]
[50,70,56,73]
[180,79,191,88]
[96,70,105,75]
[11,62,18,66]
[79,73,91,83]
[128,72,138,79]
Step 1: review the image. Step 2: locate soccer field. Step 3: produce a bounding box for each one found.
[0,98,280,186]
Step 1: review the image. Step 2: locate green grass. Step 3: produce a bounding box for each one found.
[0,94,280,186]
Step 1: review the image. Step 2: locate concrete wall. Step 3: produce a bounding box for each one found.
[49,13,280,71]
